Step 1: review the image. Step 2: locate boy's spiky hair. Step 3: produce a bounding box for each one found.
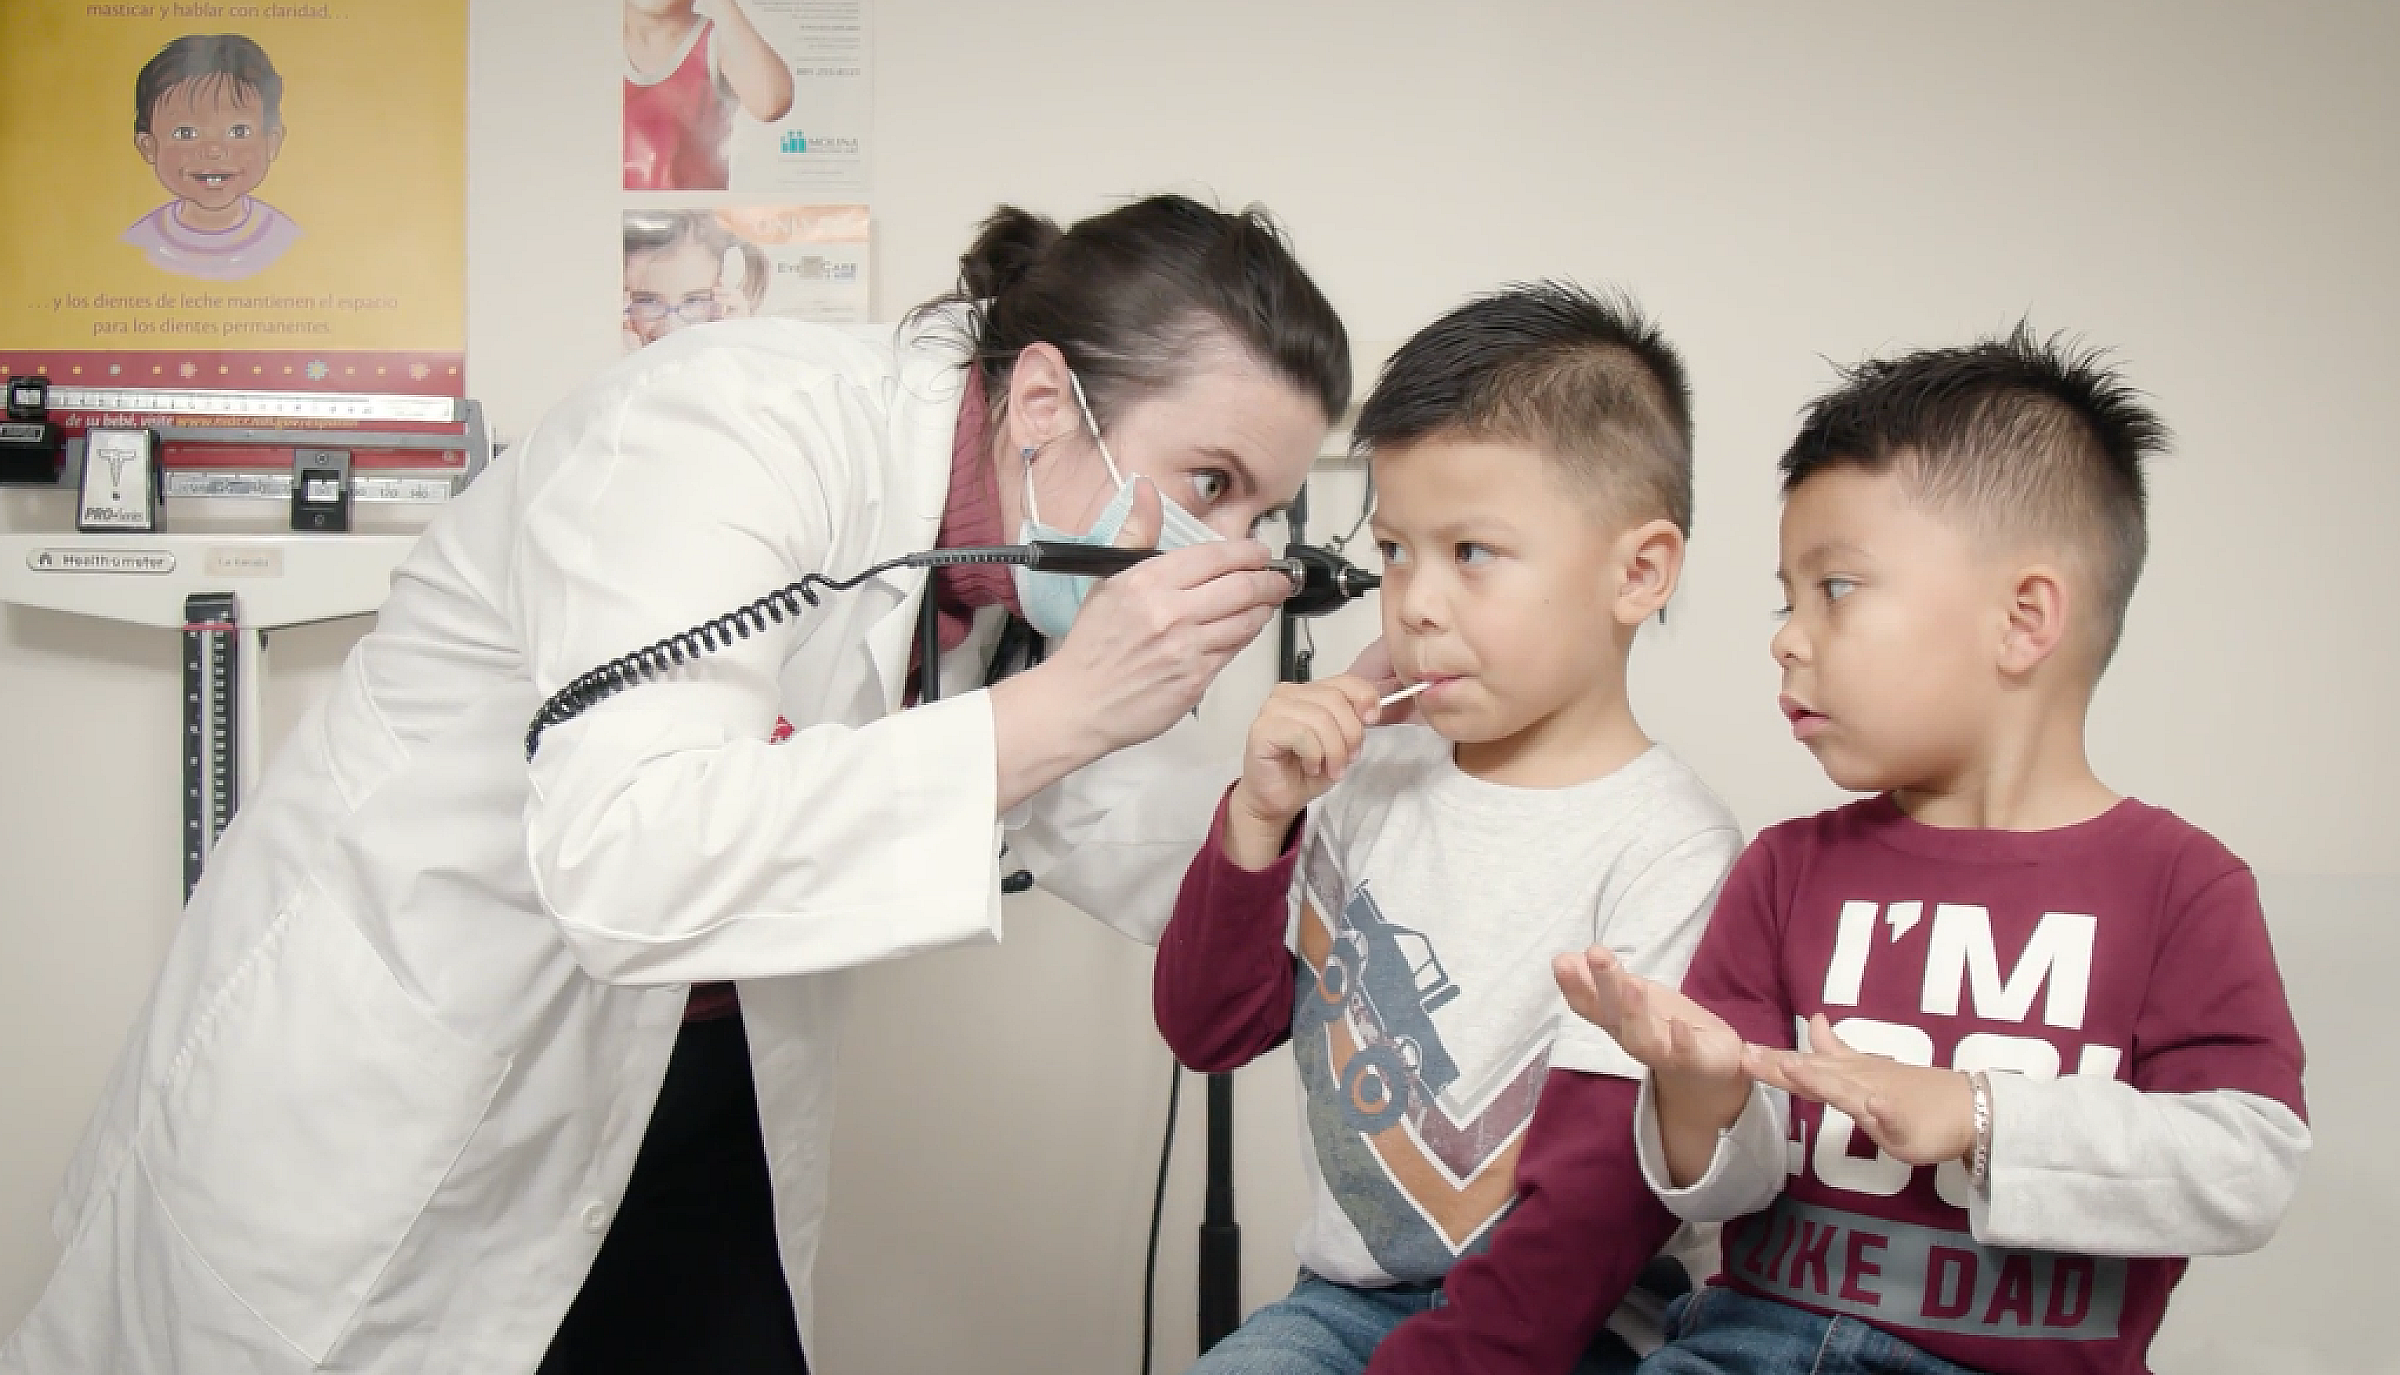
[1352,281,1695,534]
[1781,323,2169,666]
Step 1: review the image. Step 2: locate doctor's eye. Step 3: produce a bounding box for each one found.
[1189,469,1230,507]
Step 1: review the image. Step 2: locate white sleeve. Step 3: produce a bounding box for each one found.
[517,354,1002,985]
[1003,712,1235,944]
[1633,1076,1790,1224]
[1549,825,1742,1080]
[1970,1076,2310,1257]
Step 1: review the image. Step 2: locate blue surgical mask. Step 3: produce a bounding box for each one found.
[1012,371,1222,638]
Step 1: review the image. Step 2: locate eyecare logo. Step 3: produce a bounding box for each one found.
[774,256,859,282]
[780,129,809,153]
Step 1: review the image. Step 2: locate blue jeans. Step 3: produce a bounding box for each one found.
[1640,1286,1984,1375]
[1187,1271,1641,1375]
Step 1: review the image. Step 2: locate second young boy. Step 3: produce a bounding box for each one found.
[1558,328,2310,1375]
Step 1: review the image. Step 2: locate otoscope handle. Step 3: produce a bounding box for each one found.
[1020,541,1164,578]
[1018,539,1378,619]
[1023,539,1307,586]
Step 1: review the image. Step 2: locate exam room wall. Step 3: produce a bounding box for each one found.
[0,0,2391,1369]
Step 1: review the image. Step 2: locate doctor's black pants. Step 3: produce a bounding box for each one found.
[538,1011,810,1375]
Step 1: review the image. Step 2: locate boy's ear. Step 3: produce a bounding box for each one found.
[1613,518,1685,627]
[135,132,158,166]
[1998,564,2071,675]
[266,125,285,161]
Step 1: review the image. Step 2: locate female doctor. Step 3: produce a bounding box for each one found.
[2,196,1351,1375]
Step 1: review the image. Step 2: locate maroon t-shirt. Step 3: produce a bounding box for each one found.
[1685,797,2306,1375]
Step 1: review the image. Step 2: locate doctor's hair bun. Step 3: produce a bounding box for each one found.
[958,207,1066,302]
[918,193,1350,429]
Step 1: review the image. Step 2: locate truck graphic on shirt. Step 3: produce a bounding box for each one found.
[1317,882,1461,1131]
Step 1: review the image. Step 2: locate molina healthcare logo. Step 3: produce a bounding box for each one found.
[778,129,859,159]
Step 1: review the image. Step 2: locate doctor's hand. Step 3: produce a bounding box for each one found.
[1221,675,1383,870]
[989,480,1291,813]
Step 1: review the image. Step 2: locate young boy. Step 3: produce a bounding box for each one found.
[1156,283,1743,1374]
[1557,328,2310,1375]
[123,35,301,282]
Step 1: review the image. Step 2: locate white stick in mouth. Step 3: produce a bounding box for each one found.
[1378,681,1433,709]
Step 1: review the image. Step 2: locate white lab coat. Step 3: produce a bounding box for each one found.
[1,316,1232,1373]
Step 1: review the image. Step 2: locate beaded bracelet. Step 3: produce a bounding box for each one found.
[1968,1070,1993,1192]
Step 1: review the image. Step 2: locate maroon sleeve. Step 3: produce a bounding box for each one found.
[1365,1070,1678,1375]
[2132,861,2308,1118]
[1152,792,1301,1073]
[1675,836,1794,1049]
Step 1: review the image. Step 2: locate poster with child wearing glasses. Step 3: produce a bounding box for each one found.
[621,207,868,353]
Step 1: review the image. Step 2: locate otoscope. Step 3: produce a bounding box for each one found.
[1020,539,1381,618]
[524,539,1382,758]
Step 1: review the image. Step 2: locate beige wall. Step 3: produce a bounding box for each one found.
[3,1,2394,1371]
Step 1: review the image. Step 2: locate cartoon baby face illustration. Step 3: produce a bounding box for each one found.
[138,73,285,224]
[123,34,302,281]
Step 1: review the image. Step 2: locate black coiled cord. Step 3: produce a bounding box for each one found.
[522,545,1031,760]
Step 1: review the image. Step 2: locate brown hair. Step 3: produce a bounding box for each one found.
[1353,280,1694,534]
[914,194,1351,429]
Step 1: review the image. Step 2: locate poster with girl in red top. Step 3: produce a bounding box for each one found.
[623,0,870,193]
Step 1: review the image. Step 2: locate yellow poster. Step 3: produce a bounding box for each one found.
[0,0,466,405]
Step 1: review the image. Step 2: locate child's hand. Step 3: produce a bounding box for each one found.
[1744,1014,1975,1167]
[1555,946,1753,1186]
[1221,676,1382,869]
[1342,640,1419,727]
[1554,946,1747,1088]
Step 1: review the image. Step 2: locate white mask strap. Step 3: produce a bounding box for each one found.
[1067,370,1128,489]
[1019,443,1044,528]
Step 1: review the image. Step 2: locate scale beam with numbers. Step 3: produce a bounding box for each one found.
[0,387,487,899]
[42,385,486,504]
